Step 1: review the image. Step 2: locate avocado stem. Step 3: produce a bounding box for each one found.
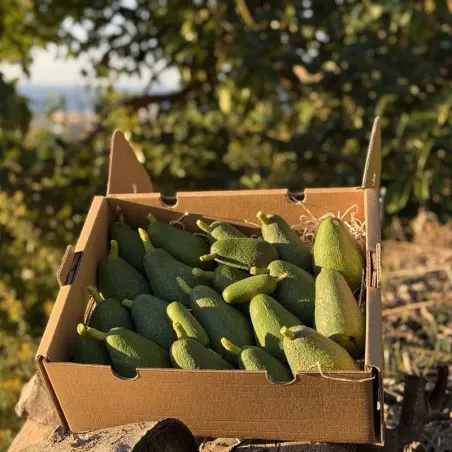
[200,253,218,262]
[256,211,270,226]
[77,324,108,341]
[276,273,289,282]
[177,277,192,294]
[138,228,155,254]
[221,338,242,356]
[196,219,212,234]
[87,286,103,304]
[172,321,188,339]
[280,326,296,340]
[147,213,158,224]
[192,268,214,280]
[109,240,119,260]
[250,266,270,276]
[116,205,125,223]
[122,299,133,308]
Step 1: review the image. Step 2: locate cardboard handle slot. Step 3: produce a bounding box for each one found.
[56,245,76,287]
[160,194,178,207]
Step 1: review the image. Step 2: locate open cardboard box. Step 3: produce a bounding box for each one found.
[36,119,384,444]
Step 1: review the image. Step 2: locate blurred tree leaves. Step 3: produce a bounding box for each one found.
[1,0,452,447]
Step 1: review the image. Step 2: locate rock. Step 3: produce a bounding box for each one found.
[15,373,59,426]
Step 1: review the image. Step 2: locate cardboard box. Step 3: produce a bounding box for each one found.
[37,118,384,444]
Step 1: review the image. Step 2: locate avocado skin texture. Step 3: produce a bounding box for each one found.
[72,336,111,365]
[282,325,359,373]
[110,221,145,273]
[312,217,364,291]
[259,213,312,271]
[238,346,292,383]
[170,338,234,370]
[212,265,248,293]
[106,327,171,378]
[206,221,247,243]
[315,268,365,359]
[249,294,302,362]
[98,249,151,301]
[267,260,316,327]
[89,297,134,333]
[188,285,255,364]
[148,221,212,269]
[143,248,206,305]
[127,295,174,350]
[210,238,278,270]
[167,302,210,347]
[222,274,279,304]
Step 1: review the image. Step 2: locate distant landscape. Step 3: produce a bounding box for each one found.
[18,84,166,113]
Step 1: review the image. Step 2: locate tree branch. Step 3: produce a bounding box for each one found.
[122,82,199,109]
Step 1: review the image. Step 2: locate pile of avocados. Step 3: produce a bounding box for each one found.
[73,208,365,382]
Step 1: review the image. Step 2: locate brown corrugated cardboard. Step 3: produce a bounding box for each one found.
[37,118,384,444]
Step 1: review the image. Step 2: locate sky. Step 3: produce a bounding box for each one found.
[1,44,180,87]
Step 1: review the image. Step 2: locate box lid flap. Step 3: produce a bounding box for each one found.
[362,117,381,189]
[108,119,382,195]
[107,131,153,195]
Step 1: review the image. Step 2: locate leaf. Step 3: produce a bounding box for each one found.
[386,180,413,214]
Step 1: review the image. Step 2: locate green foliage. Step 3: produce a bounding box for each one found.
[1,0,452,446]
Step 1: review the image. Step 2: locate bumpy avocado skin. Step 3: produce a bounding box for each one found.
[106,327,170,378]
[238,346,292,382]
[143,248,206,305]
[312,217,364,291]
[128,294,175,350]
[212,265,248,293]
[170,338,234,370]
[315,268,365,359]
[90,297,134,333]
[282,325,359,374]
[148,221,212,269]
[98,254,150,301]
[72,336,111,365]
[267,260,316,327]
[210,238,278,270]
[207,221,247,243]
[260,214,312,271]
[222,274,279,304]
[249,294,302,362]
[110,221,146,273]
[167,301,210,347]
[188,285,255,364]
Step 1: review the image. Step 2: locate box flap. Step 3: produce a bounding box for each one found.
[362,117,381,189]
[107,131,153,196]
[109,118,381,195]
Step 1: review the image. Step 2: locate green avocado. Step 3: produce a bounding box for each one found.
[201,238,278,270]
[249,294,302,362]
[257,211,312,271]
[147,213,212,269]
[98,240,151,301]
[170,322,233,370]
[87,285,134,332]
[281,325,359,373]
[109,206,146,273]
[139,229,206,305]
[177,278,254,364]
[77,324,170,378]
[221,338,292,382]
[122,294,174,350]
[312,217,364,291]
